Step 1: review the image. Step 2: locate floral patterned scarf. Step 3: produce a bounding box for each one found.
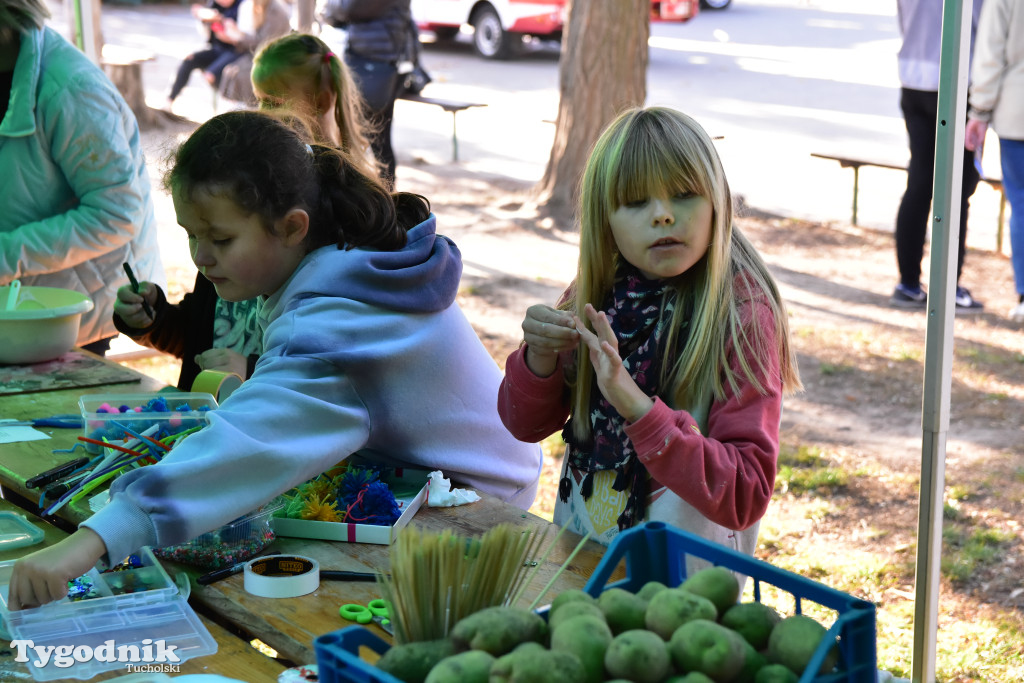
[560,263,687,531]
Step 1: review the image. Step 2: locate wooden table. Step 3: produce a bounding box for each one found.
[0,352,619,675]
[0,350,165,524]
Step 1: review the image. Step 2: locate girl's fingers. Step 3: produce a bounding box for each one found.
[583,304,617,349]
[573,314,598,347]
[524,306,579,350]
[599,340,621,366]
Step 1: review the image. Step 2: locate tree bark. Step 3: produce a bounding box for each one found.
[533,0,649,219]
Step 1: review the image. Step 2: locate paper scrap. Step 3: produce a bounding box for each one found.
[0,420,50,444]
[426,470,480,507]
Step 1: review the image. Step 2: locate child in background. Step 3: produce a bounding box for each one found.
[9,110,542,609]
[498,106,801,556]
[252,33,380,180]
[166,0,244,111]
[114,34,383,391]
[113,274,261,390]
[215,0,293,106]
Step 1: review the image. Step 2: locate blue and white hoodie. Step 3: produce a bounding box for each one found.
[84,216,542,563]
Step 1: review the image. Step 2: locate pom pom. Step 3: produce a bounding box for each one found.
[345,480,401,526]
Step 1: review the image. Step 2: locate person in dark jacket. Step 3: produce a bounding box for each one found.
[329,0,415,187]
[113,273,261,391]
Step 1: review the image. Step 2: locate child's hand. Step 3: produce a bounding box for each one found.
[576,303,654,423]
[522,304,579,377]
[7,529,107,610]
[113,283,156,328]
[195,348,248,379]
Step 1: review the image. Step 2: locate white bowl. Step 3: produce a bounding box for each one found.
[0,285,95,365]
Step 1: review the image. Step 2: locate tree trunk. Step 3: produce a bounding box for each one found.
[533,0,649,219]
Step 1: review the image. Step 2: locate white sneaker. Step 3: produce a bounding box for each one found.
[1009,301,1024,323]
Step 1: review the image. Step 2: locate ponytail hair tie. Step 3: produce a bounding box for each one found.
[323,51,335,64]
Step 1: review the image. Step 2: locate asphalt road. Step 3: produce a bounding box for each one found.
[46,0,1006,254]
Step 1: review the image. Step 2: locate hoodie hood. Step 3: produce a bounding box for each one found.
[265,213,462,318]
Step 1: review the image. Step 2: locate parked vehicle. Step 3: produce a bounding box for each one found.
[412,0,699,60]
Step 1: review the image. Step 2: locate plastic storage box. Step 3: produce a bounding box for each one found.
[0,546,217,681]
[154,498,286,569]
[79,392,217,453]
[312,521,877,683]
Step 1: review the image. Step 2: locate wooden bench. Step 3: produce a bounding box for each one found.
[101,44,157,129]
[397,92,487,162]
[811,152,1008,252]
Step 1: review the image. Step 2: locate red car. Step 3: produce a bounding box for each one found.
[412,0,700,59]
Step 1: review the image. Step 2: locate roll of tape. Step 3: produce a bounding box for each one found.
[243,554,320,598]
[192,370,243,402]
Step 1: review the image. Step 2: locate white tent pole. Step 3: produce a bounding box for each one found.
[911,0,971,680]
[68,0,100,65]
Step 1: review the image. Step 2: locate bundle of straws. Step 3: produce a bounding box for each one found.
[378,523,591,645]
[39,421,204,516]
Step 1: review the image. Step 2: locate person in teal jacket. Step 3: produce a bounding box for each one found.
[0,0,165,353]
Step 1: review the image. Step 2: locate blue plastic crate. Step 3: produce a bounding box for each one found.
[314,521,877,683]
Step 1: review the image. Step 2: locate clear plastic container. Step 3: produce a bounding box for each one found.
[0,546,216,681]
[153,498,286,570]
[78,392,217,453]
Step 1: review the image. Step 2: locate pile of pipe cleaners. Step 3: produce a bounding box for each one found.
[39,397,212,516]
[277,465,403,526]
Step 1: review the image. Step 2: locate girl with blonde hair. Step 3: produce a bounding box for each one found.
[252,32,379,180]
[499,106,801,558]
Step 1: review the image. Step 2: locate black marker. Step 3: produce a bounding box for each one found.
[26,457,91,489]
[122,262,154,320]
[42,471,91,499]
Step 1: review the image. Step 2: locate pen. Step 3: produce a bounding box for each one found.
[122,262,155,320]
[26,457,91,489]
[196,550,282,585]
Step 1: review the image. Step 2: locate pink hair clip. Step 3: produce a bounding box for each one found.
[323,51,335,63]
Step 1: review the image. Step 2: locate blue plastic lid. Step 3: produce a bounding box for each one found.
[0,512,44,550]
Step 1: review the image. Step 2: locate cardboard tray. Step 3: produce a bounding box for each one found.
[312,521,878,683]
[271,467,430,545]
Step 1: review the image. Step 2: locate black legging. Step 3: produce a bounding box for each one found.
[168,46,240,101]
[894,87,980,288]
[345,52,400,189]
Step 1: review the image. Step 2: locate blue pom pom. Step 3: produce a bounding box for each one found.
[337,468,379,505]
[347,480,401,526]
